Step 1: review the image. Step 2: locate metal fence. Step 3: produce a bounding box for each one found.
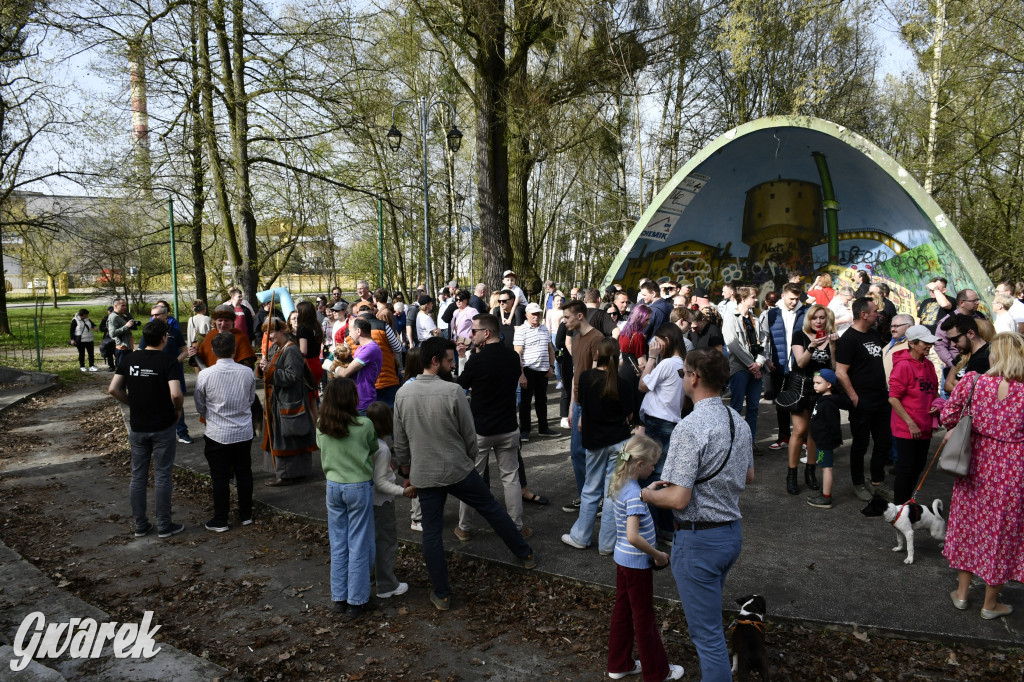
[0,317,47,371]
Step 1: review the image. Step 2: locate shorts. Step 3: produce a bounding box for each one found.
[816,449,834,468]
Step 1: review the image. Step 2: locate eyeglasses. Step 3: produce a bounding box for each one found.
[947,333,964,343]
[471,328,484,334]
[892,322,910,328]
[962,298,979,303]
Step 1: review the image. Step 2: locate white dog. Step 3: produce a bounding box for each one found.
[860,495,946,565]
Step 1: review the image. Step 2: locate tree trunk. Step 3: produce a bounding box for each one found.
[199,0,238,269]
[507,135,537,295]
[475,0,512,289]
[230,0,258,302]
[924,0,946,195]
[189,8,208,305]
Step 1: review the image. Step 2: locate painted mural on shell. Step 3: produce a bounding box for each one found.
[603,117,992,315]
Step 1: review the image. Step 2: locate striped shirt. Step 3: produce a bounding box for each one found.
[613,479,657,569]
[512,322,551,371]
[194,358,256,444]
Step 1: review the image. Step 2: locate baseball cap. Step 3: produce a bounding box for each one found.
[905,325,938,344]
[693,287,709,299]
[502,269,516,278]
[418,295,434,306]
[525,302,542,315]
[816,368,837,385]
[331,301,347,311]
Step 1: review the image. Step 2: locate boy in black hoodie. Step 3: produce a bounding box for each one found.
[807,368,853,509]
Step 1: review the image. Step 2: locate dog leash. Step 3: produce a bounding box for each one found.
[891,435,947,526]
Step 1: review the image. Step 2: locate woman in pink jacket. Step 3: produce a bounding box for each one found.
[889,325,943,504]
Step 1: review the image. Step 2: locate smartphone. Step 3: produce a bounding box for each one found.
[816,329,827,339]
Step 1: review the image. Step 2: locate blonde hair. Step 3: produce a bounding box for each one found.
[987,332,1024,382]
[608,434,663,500]
[813,274,832,289]
[994,295,1014,311]
[801,304,836,336]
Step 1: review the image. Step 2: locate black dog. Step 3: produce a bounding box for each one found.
[731,594,770,681]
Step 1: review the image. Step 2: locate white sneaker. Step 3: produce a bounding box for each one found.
[560,417,570,429]
[80,367,88,372]
[561,533,588,550]
[377,582,409,599]
[88,366,98,372]
[410,520,422,532]
[664,663,684,680]
[608,660,641,679]
[556,381,563,390]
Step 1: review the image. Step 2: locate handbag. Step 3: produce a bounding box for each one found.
[774,370,808,411]
[938,374,979,477]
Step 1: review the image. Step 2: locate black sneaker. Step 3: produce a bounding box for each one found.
[332,600,347,614]
[520,432,530,442]
[158,522,185,538]
[177,434,194,445]
[240,518,254,527]
[205,520,229,532]
[133,522,153,538]
[561,498,581,513]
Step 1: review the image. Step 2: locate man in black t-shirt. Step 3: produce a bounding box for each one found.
[835,297,893,502]
[108,319,186,540]
[456,314,526,537]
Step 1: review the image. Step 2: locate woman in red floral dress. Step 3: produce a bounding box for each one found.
[941,332,1024,620]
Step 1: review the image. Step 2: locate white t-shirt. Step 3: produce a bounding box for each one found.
[416,311,437,344]
[827,298,852,335]
[506,283,528,306]
[1008,299,1024,326]
[639,355,686,423]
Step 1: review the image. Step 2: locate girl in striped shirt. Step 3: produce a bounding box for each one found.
[606,434,684,681]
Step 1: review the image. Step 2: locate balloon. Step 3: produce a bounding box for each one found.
[256,287,296,318]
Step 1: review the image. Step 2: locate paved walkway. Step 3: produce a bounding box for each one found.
[161,376,1022,649]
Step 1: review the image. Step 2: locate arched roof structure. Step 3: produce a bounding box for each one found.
[603,116,992,313]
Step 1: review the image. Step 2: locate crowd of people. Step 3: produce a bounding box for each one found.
[102,270,1024,678]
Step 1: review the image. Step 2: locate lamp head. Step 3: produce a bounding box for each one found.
[386,125,402,151]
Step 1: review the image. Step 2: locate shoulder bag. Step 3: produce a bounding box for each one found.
[774,369,807,412]
[938,374,979,477]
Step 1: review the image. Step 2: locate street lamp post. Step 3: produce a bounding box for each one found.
[387,96,462,296]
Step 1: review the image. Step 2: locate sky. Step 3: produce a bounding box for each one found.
[26,9,919,199]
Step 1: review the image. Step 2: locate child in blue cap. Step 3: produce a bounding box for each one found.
[807,368,853,508]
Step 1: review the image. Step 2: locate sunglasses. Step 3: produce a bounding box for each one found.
[499,298,512,303]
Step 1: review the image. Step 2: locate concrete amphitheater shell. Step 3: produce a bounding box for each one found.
[602,116,992,314]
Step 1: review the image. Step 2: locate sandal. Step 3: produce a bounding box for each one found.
[523,493,549,506]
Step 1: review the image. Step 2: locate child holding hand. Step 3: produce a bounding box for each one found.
[365,401,415,599]
[607,434,684,682]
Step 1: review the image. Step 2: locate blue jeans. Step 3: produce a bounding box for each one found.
[129,424,177,532]
[728,370,763,438]
[569,441,623,551]
[570,403,585,495]
[325,480,374,606]
[640,415,678,534]
[418,469,532,598]
[671,521,742,682]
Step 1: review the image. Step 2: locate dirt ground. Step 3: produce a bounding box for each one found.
[0,379,1021,681]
